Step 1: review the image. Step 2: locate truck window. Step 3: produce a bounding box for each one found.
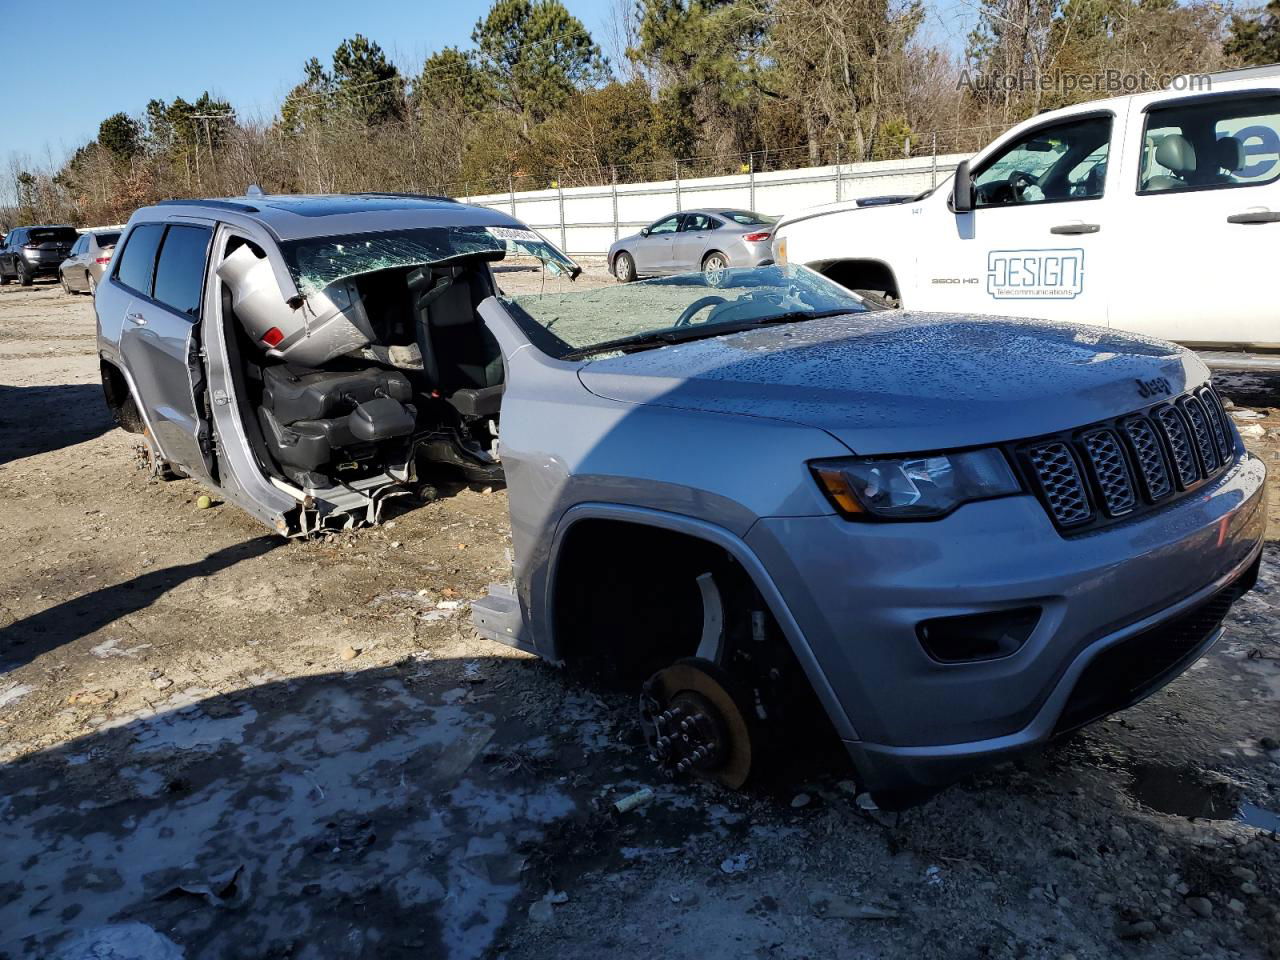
[972,115,1112,208]
[1139,94,1280,194]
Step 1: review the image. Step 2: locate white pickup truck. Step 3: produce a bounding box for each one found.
[772,64,1280,368]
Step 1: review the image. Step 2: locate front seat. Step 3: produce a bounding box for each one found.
[1144,134,1197,191]
[408,266,504,418]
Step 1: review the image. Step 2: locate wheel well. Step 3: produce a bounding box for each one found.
[100,359,144,434]
[611,249,630,270]
[551,517,845,777]
[553,520,736,684]
[701,249,727,267]
[819,259,900,301]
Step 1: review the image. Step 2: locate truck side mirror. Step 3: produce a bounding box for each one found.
[952,160,975,213]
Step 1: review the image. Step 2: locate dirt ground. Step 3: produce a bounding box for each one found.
[1,270,1278,960]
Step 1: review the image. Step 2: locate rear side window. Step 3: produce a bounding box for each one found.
[152,225,212,317]
[1139,94,1280,194]
[114,224,165,295]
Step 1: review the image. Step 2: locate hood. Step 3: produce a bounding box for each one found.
[577,312,1206,455]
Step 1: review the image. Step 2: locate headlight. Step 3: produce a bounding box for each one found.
[811,449,1021,520]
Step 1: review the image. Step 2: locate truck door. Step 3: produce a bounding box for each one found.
[1109,90,1280,348]
[116,222,215,480]
[916,112,1116,326]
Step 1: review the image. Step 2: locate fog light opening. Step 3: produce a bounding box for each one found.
[916,607,1041,663]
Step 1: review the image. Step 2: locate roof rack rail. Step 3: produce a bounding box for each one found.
[156,198,260,214]
[1171,62,1280,86]
[351,191,459,203]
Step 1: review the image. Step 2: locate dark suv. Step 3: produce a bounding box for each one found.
[0,225,79,286]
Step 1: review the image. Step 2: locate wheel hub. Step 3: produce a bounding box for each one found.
[640,658,753,789]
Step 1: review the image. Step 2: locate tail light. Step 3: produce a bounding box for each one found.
[261,327,285,347]
[22,243,39,250]
[96,257,112,264]
[743,232,771,243]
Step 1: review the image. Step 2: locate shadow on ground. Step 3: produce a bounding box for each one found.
[0,538,283,674]
[0,384,112,467]
[0,657,619,960]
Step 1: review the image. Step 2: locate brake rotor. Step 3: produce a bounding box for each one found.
[640,657,754,789]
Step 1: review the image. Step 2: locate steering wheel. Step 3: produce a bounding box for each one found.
[674,295,728,327]
[1008,170,1039,202]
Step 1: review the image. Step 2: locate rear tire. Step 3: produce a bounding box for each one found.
[614,251,636,283]
[60,273,72,295]
[17,262,32,287]
[86,272,96,296]
[702,252,729,287]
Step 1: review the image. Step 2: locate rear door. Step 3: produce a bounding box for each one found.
[0,229,23,276]
[672,213,720,271]
[116,222,215,479]
[1110,89,1280,347]
[64,235,87,288]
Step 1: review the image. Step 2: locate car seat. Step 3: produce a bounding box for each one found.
[408,265,504,418]
[257,364,417,487]
[1213,136,1245,181]
[1143,135,1197,191]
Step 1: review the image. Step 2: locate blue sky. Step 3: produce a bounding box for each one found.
[1,0,976,175]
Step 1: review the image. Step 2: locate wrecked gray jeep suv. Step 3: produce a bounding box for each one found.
[97,193,1266,804]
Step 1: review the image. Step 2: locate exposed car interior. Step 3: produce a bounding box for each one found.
[972,115,1112,206]
[217,235,505,497]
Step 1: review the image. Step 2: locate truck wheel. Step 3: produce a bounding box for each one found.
[17,262,32,287]
[614,251,636,283]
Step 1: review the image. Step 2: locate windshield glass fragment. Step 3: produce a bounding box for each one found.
[280,225,578,295]
[499,264,871,360]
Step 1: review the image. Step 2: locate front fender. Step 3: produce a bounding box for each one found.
[539,502,859,741]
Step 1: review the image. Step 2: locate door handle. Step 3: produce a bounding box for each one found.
[1049,223,1100,235]
[126,311,147,325]
[1227,210,1280,224]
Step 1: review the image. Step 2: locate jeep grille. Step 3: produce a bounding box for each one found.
[1022,385,1238,534]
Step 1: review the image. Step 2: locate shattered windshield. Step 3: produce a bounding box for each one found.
[499,264,871,360]
[280,224,578,295]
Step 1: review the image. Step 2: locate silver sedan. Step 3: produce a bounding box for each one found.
[59,230,121,295]
[607,209,776,282]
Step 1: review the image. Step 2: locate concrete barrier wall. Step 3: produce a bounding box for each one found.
[460,153,967,255]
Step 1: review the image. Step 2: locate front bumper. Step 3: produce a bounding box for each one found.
[746,451,1267,795]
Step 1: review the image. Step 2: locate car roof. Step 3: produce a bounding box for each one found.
[131,193,529,242]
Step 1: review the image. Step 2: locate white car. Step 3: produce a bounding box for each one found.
[773,63,1280,367]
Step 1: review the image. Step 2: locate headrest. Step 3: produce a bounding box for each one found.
[1214,136,1245,172]
[1155,135,1196,175]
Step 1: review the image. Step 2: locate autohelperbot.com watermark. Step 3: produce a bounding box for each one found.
[958,69,1212,96]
